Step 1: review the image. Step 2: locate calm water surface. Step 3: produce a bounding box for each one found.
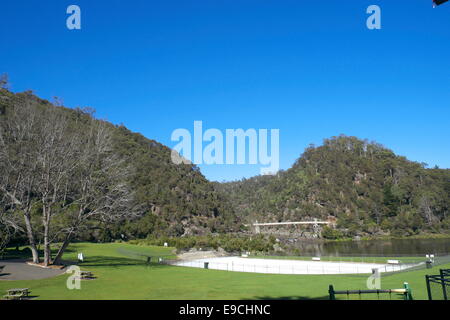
[292,238,450,256]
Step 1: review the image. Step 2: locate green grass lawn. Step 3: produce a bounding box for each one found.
[0,242,447,300]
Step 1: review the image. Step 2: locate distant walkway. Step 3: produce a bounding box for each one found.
[244,219,334,234]
[0,260,67,280]
[248,221,330,226]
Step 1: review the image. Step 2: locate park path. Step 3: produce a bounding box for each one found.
[0,260,67,280]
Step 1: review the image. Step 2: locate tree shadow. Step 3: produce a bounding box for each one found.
[1,246,77,261]
[79,255,170,268]
[78,256,140,267]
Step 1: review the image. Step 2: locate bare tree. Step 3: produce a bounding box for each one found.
[0,207,22,255]
[0,100,82,265]
[52,116,136,264]
[28,107,136,266]
[0,99,136,265]
[33,106,80,265]
[0,101,41,263]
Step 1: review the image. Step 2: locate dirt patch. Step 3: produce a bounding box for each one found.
[177,248,228,261]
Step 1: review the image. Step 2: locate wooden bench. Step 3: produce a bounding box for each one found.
[3,288,30,300]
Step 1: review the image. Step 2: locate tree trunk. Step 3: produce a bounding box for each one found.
[43,222,51,266]
[23,211,40,263]
[52,232,73,265]
[42,204,53,266]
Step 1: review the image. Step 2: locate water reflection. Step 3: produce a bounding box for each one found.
[290,238,450,256]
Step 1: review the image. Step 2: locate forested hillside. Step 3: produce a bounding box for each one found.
[217,136,450,238]
[1,86,448,254]
[0,88,238,257]
[111,121,238,238]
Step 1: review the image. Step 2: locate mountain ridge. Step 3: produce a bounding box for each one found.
[0,88,239,243]
[1,88,448,241]
[217,135,450,238]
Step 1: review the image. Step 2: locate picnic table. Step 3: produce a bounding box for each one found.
[78,271,95,280]
[3,288,30,300]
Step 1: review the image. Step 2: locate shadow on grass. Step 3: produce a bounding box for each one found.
[1,246,77,261]
[79,255,171,269]
[2,296,40,301]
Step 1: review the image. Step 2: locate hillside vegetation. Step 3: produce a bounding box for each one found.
[218,136,450,238]
[0,88,238,257]
[1,86,448,251]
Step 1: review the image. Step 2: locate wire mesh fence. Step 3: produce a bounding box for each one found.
[167,257,423,275]
[251,253,450,275]
[250,254,426,264]
[162,253,450,276]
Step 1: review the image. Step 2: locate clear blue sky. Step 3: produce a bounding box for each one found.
[1,0,449,181]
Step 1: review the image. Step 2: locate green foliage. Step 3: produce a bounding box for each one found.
[109,123,239,237]
[219,135,450,238]
[129,234,278,254]
[0,89,239,247]
[1,88,448,243]
[321,226,344,240]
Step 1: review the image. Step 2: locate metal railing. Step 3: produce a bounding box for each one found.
[329,282,413,300]
[426,269,450,300]
[166,258,421,275]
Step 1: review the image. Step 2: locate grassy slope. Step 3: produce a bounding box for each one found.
[0,242,447,300]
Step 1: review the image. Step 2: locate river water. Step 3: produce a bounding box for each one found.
[290,238,450,256]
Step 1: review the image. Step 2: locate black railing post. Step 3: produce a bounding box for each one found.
[328,285,335,300]
[425,275,432,300]
[441,277,448,300]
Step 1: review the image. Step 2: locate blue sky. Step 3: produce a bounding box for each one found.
[1,0,449,181]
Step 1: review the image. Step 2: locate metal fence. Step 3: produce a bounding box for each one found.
[167,258,422,275]
[426,269,450,300]
[162,253,450,276]
[256,252,450,261]
[329,282,413,300]
[251,254,450,275]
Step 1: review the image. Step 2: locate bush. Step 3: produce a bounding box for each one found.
[321,226,344,240]
[129,234,280,254]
